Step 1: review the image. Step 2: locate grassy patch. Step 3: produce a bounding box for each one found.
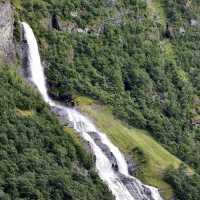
[74,96,95,106]
[147,0,166,25]
[16,108,34,117]
[176,67,189,82]
[161,41,175,59]
[161,41,188,82]
[78,104,186,200]
[64,126,83,143]
[11,0,22,10]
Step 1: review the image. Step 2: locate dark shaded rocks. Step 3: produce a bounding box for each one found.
[118,173,154,200]
[106,0,116,7]
[164,23,174,39]
[49,92,75,107]
[0,0,15,62]
[126,155,138,175]
[192,118,200,128]
[51,14,61,30]
[63,192,73,200]
[51,106,69,125]
[87,131,119,171]
[87,131,137,173]
[58,93,74,106]
[124,79,132,91]
[20,28,30,78]
[20,24,35,79]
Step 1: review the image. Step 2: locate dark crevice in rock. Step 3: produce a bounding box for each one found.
[51,14,61,30]
[49,92,75,107]
[164,23,174,39]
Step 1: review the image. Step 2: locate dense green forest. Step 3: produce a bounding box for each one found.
[0,0,198,199]
[0,66,114,200]
[164,165,200,200]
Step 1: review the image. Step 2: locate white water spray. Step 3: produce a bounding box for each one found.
[21,22,163,200]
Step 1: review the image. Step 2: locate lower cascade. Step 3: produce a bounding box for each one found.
[21,22,164,200]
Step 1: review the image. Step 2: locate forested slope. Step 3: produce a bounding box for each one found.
[0,66,114,200]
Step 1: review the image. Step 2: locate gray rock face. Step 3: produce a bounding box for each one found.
[0,1,15,62]
[126,155,138,175]
[106,0,116,7]
[0,1,15,61]
[87,131,119,171]
[21,29,30,77]
[51,106,69,125]
[118,173,154,200]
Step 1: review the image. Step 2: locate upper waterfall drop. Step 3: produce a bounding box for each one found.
[21,22,164,200]
[21,22,54,106]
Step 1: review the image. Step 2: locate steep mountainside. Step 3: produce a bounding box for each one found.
[12,0,200,172]
[0,0,200,199]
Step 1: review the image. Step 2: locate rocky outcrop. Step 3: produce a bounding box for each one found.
[118,173,155,200]
[126,155,138,175]
[87,131,119,171]
[51,106,69,125]
[106,0,116,7]
[21,25,31,78]
[0,1,15,62]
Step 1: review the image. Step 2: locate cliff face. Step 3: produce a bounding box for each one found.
[0,1,15,62]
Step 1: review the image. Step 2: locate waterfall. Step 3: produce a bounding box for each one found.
[21,22,164,200]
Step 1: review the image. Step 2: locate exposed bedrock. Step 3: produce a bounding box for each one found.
[87,131,119,171]
[87,131,155,200]
[51,106,69,125]
[0,0,15,62]
[118,173,153,200]
[126,155,138,175]
[20,29,30,77]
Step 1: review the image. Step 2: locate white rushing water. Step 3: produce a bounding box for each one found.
[21,22,163,200]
